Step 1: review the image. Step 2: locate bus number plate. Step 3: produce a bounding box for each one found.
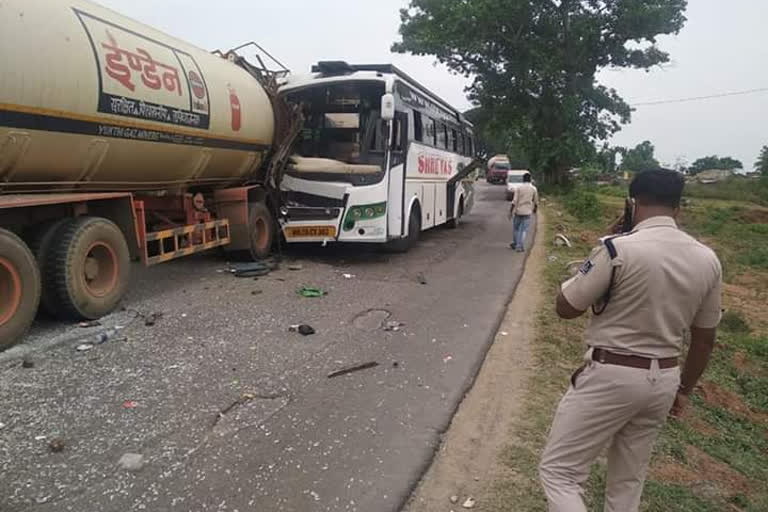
[285,226,337,238]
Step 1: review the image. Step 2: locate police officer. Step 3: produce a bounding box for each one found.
[538,169,722,512]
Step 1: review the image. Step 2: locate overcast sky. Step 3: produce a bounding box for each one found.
[97,0,768,171]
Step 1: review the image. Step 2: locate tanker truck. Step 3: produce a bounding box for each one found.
[0,0,302,347]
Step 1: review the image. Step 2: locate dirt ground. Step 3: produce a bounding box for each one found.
[405,213,545,512]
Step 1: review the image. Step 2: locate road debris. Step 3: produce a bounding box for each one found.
[144,312,163,326]
[288,264,303,271]
[35,435,47,441]
[232,261,273,278]
[298,286,327,298]
[76,344,93,352]
[21,358,34,369]
[554,233,572,247]
[122,400,138,409]
[417,272,428,285]
[443,354,453,363]
[0,422,5,430]
[342,273,355,279]
[547,255,559,263]
[327,361,379,378]
[251,290,263,296]
[500,331,508,336]
[48,438,66,453]
[450,495,459,504]
[78,320,102,328]
[383,321,404,332]
[462,496,476,509]
[118,453,145,472]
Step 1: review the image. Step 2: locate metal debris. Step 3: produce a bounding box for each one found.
[48,438,66,453]
[327,361,379,378]
[462,497,476,509]
[383,321,404,332]
[76,344,93,352]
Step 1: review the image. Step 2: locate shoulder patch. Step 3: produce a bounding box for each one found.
[579,259,595,275]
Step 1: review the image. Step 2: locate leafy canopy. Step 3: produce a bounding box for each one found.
[689,155,744,175]
[393,0,688,182]
[621,140,660,172]
[754,146,768,177]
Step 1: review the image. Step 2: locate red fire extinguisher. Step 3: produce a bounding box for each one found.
[229,88,241,131]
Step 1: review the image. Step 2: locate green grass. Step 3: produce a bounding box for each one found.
[488,188,768,511]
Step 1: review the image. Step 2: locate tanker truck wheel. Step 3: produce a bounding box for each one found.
[0,228,41,349]
[247,202,275,260]
[45,217,130,320]
[24,218,69,316]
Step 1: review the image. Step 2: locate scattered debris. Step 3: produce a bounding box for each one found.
[547,255,559,263]
[118,453,145,472]
[21,358,34,369]
[554,234,572,247]
[462,497,476,509]
[0,422,5,430]
[232,262,273,278]
[500,331,508,336]
[298,286,327,298]
[78,320,102,328]
[251,290,263,296]
[443,354,453,363]
[34,435,47,441]
[144,312,163,326]
[327,361,379,378]
[392,361,399,368]
[288,264,303,271]
[76,344,93,352]
[298,324,316,336]
[416,272,428,285]
[383,321,405,332]
[288,324,300,332]
[450,495,459,504]
[342,273,355,279]
[48,438,66,453]
[122,400,138,409]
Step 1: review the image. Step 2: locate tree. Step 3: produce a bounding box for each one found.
[689,155,743,175]
[392,0,688,184]
[464,107,530,168]
[754,146,768,177]
[621,141,660,173]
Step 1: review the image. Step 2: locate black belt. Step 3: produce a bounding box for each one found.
[592,348,678,370]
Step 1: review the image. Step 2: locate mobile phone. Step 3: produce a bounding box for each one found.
[622,198,634,233]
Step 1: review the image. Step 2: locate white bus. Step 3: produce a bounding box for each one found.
[277,62,477,251]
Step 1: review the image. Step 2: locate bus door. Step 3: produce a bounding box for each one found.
[387,111,408,238]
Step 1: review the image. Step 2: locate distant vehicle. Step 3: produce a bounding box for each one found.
[506,170,530,201]
[486,155,511,184]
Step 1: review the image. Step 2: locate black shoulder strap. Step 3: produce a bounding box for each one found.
[592,237,619,316]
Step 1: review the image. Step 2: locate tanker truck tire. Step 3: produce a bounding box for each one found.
[248,202,275,260]
[0,229,41,350]
[25,219,69,316]
[45,217,130,320]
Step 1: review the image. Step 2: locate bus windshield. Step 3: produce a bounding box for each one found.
[283,82,388,166]
[508,174,525,183]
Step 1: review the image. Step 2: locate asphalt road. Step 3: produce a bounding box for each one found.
[0,181,535,512]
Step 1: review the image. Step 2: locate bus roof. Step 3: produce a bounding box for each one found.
[280,61,472,127]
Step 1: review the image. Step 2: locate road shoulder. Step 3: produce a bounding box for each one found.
[405,211,546,512]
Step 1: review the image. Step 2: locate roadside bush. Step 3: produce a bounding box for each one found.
[685,177,768,206]
[720,310,750,334]
[563,188,604,222]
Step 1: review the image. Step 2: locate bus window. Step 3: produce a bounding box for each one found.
[413,111,423,142]
[424,117,436,146]
[451,129,458,152]
[392,115,404,151]
[436,122,447,148]
[458,133,465,155]
[467,137,474,156]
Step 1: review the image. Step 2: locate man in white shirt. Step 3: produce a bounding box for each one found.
[509,173,538,252]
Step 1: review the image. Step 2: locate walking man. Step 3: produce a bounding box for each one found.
[539,169,722,511]
[509,172,538,252]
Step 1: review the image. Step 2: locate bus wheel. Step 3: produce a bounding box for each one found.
[247,202,274,260]
[447,197,464,229]
[45,217,130,320]
[0,228,41,349]
[25,219,68,316]
[386,205,421,253]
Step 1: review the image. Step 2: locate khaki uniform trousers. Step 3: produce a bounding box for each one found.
[539,352,680,512]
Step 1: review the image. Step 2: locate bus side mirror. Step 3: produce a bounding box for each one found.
[381,93,395,121]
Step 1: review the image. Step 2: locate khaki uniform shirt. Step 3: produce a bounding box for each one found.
[513,184,538,216]
[561,216,722,358]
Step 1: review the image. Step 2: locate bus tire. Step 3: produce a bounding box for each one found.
[0,228,41,349]
[447,197,464,229]
[386,204,421,252]
[24,218,69,316]
[247,202,274,260]
[45,217,130,320]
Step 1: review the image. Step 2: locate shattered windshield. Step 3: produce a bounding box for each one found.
[284,82,387,166]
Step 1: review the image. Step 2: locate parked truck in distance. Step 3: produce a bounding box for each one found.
[486,155,511,184]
